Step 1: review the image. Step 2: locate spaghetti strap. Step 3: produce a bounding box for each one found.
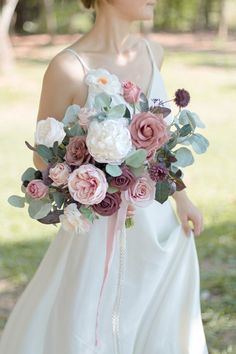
[142,38,158,72]
[63,48,90,75]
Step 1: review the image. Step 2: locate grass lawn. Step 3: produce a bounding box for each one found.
[0,33,235,353]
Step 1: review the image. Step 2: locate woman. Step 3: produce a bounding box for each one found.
[0,0,208,353]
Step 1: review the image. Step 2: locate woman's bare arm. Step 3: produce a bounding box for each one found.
[33,52,87,171]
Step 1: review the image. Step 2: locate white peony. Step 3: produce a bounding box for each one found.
[59,203,91,234]
[86,118,132,165]
[34,117,66,148]
[85,68,122,95]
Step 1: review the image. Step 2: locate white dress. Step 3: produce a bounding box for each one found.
[0,39,208,354]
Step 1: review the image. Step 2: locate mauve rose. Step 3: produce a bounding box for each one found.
[124,175,155,207]
[92,192,122,216]
[26,179,49,199]
[68,164,108,205]
[129,111,170,155]
[110,165,136,191]
[65,136,92,166]
[77,107,96,131]
[122,80,142,104]
[49,162,71,187]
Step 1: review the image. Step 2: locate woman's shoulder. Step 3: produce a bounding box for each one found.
[42,49,88,107]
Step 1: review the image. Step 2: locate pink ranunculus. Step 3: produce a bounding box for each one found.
[65,136,92,166]
[26,179,49,199]
[77,107,97,131]
[122,80,142,104]
[92,192,122,216]
[68,164,108,205]
[123,175,155,207]
[49,162,71,187]
[129,111,170,155]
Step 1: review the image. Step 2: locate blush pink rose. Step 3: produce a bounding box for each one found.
[122,80,142,104]
[129,111,170,157]
[49,162,71,187]
[26,179,49,199]
[77,107,96,131]
[68,164,108,205]
[65,136,92,166]
[123,175,155,207]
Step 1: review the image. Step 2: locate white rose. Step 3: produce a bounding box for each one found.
[86,118,132,165]
[34,117,66,148]
[85,68,122,95]
[59,203,91,234]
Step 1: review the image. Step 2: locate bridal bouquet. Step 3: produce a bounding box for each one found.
[8,69,209,233]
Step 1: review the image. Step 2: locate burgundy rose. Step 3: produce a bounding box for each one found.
[92,192,122,216]
[110,165,136,191]
[122,80,142,104]
[65,136,92,166]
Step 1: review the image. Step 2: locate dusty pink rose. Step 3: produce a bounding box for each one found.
[110,165,136,191]
[92,192,122,216]
[129,111,169,156]
[49,162,71,187]
[68,164,108,205]
[65,136,92,166]
[123,175,155,207]
[77,107,96,131]
[122,80,142,104]
[26,179,49,199]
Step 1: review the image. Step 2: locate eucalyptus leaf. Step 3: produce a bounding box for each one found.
[125,149,147,168]
[139,92,149,112]
[179,124,192,137]
[107,104,126,118]
[128,165,146,177]
[8,195,25,208]
[21,167,37,182]
[174,147,194,167]
[36,145,54,162]
[79,206,96,223]
[189,133,209,154]
[63,104,80,126]
[107,186,120,193]
[188,111,205,128]
[178,110,196,130]
[28,199,52,219]
[52,192,65,209]
[155,181,170,204]
[105,164,122,177]
[94,92,112,109]
[69,122,85,136]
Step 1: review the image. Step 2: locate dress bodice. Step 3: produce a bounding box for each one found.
[63,38,174,125]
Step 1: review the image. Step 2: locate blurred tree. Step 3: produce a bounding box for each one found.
[42,0,57,38]
[218,0,229,40]
[0,0,19,73]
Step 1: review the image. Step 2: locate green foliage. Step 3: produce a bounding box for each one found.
[125,149,147,168]
[8,195,25,208]
[28,199,52,219]
[105,164,122,177]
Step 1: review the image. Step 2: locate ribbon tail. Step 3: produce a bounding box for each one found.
[94,198,129,348]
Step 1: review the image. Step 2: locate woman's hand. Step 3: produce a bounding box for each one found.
[172,190,204,237]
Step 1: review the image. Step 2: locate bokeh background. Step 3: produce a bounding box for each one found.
[0,1,236,353]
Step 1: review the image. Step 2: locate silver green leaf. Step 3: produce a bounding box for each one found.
[107,104,126,118]
[125,149,147,168]
[174,147,194,167]
[189,133,209,154]
[94,92,112,110]
[28,199,52,219]
[21,167,37,182]
[63,104,80,126]
[105,164,123,177]
[8,195,25,208]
